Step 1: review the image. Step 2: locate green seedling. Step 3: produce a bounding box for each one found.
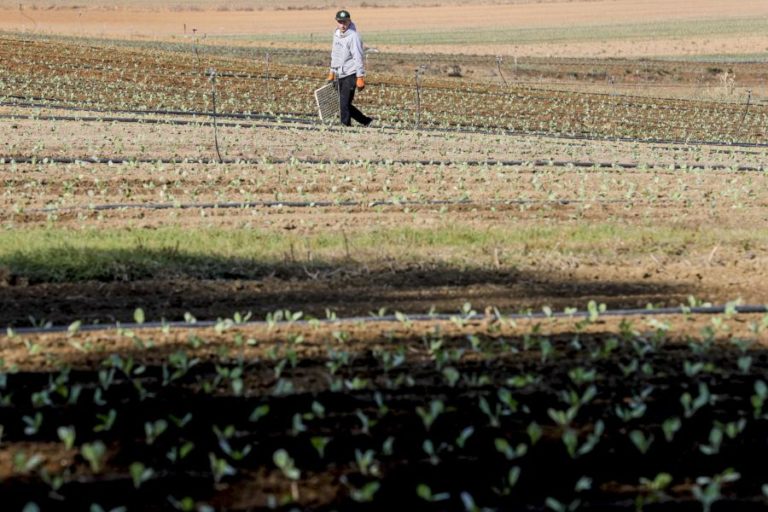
[346,480,381,503]
[57,425,76,449]
[209,452,236,484]
[423,439,440,465]
[417,484,450,502]
[22,412,43,436]
[94,409,117,433]
[167,442,195,463]
[635,473,673,511]
[662,417,682,442]
[680,382,714,418]
[129,462,155,489]
[700,425,723,455]
[310,436,330,459]
[13,451,44,474]
[495,438,527,461]
[692,468,740,512]
[273,449,300,480]
[144,419,168,445]
[456,426,475,449]
[81,441,107,473]
[416,399,445,431]
[629,429,654,454]
[355,449,380,476]
[248,404,269,423]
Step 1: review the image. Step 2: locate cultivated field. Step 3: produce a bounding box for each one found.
[2,1,768,510]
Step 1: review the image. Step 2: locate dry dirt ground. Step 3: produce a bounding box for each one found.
[2,0,768,57]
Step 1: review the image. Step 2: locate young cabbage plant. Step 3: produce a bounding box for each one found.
[209,452,236,484]
[692,469,740,512]
[416,399,445,431]
[129,462,155,489]
[416,484,450,503]
[629,429,654,454]
[635,473,673,511]
[81,441,107,473]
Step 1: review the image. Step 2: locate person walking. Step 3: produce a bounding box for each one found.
[327,9,372,127]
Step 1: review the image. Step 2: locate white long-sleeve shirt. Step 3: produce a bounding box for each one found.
[330,22,365,79]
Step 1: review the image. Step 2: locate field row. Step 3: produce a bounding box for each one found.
[2,37,767,143]
[2,312,768,510]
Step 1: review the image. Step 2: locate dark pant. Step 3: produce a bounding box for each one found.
[338,74,371,126]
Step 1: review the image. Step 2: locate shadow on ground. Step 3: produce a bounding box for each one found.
[0,248,690,327]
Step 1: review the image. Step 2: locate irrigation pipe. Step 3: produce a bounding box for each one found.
[2,154,765,173]
[4,99,768,150]
[23,197,688,215]
[4,305,767,337]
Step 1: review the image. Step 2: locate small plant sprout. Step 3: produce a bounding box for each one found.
[81,441,107,473]
[214,425,251,462]
[636,473,673,510]
[129,462,155,489]
[416,399,445,431]
[495,438,528,461]
[249,404,270,423]
[167,442,195,463]
[57,425,76,449]
[67,320,82,337]
[22,412,43,436]
[527,421,543,446]
[662,417,682,442]
[343,478,381,503]
[563,420,604,459]
[587,300,606,322]
[355,448,380,476]
[629,429,654,454]
[13,451,44,474]
[144,419,168,445]
[692,469,740,512]
[209,452,236,484]
[273,449,300,480]
[456,426,475,449]
[752,380,768,418]
[492,466,522,496]
[311,436,331,459]
[700,424,723,455]
[545,496,581,512]
[680,382,715,418]
[417,484,450,502]
[94,409,117,433]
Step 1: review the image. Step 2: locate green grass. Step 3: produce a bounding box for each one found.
[0,224,759,283]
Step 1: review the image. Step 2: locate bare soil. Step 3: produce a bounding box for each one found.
[2,0,768,57]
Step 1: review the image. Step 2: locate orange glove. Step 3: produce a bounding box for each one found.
[356,76,365,91]
[326,72,335,83]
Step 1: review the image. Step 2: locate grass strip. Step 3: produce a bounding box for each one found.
[0,224,761,283]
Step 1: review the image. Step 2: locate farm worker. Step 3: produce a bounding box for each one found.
[327,9,373,127]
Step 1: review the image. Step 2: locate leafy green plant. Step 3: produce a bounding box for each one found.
[129,462,155,489]
[81,441,107,473]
